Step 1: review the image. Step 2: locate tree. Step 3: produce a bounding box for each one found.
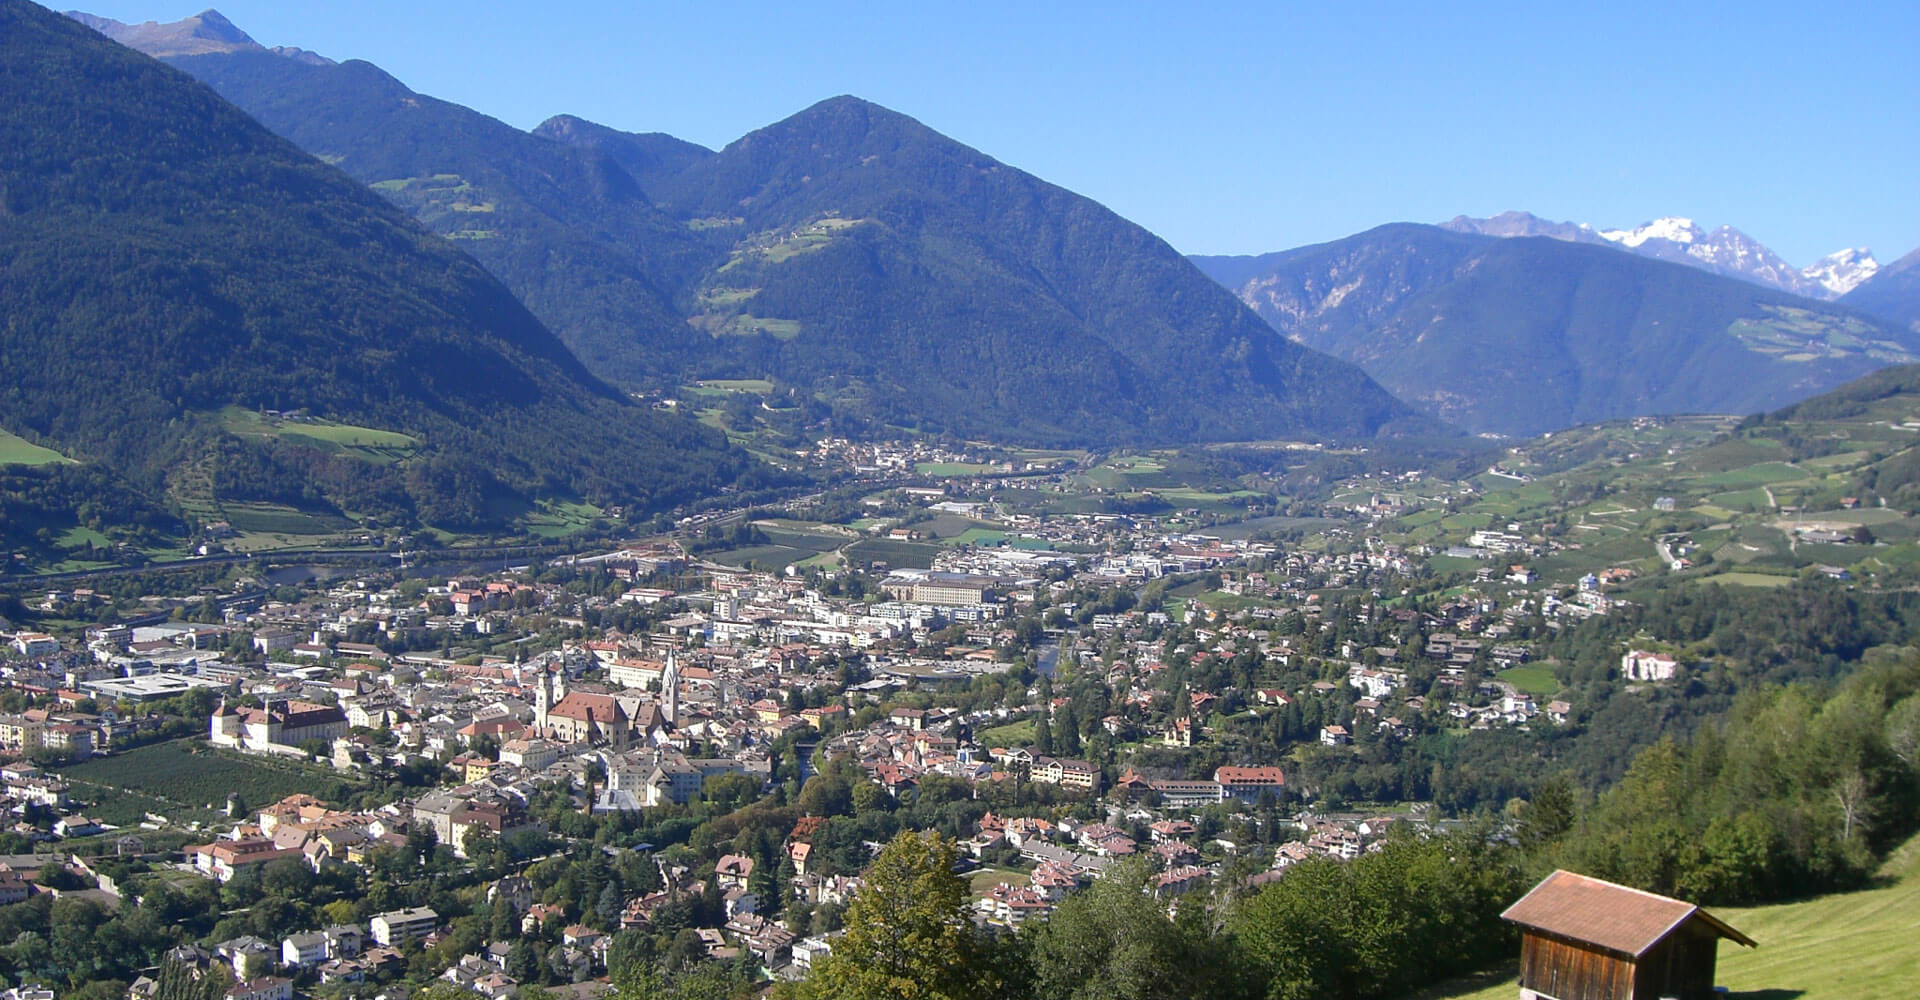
[805,831,993,1000]
[850,780,885,816]
[1024,859,1201,1000]
[480,894,514,942]
[261,856,315,899]
[547,943,581,984]
[796,771,853,818]
[1516,774,1576,850]
[153,959,227,1000]
[596,882,624,931]
[507,939,544,986]
[1887,693,1920,768]
[407,823,439,866]
[1833,768,1876,843]
[665,929,705,974]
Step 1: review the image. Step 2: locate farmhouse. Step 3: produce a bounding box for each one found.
[1501,869,1756,1000]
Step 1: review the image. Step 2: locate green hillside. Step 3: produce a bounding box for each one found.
[0,0,766,564]
[1193,225,1920,436]
[577,96,1429,445]
[160,48,718,383]
[1419,835,1920,1000]
[0,430,68,467]
[1362,360,1920,591]
[136,29,1426,447]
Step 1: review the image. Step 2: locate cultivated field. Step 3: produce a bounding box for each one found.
[58,739,364,826]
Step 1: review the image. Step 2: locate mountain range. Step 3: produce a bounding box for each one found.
[1,0,765,555]
[1191,225,1920,436]
[40,6,1920,461]
[82,9,1420,448]
[1439,211,1882,300]
[1839,248,1920,334]
[65,7,330,64]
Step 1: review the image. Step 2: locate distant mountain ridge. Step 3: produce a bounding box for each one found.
[1440,210,1882,299]
[1192,224,1920,436]
[74,8,1427,447]
[1841,247,1920,334]
[3,0,761,553]
[63,7,331,64]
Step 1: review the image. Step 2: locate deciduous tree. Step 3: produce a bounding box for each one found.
[805,831,992,1000]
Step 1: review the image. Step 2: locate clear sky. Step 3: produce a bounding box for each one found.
[66,1,1920,266]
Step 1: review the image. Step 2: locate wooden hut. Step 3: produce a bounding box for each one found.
[1500,870,1757,1000]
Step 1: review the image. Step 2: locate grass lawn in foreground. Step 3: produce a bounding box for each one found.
[1409,834,1920,1000]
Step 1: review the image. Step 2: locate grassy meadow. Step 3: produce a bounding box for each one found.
[1414,834,1920,1000]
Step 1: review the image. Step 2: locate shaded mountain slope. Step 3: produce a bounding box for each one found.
[160,48,717,381]
[1192,224,1920,436]
[539,96,1425,444]
[0,0,760,546]
[1842,247,1920,333]
[97,12,1424,446]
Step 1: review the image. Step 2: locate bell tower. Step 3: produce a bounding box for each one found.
[662,649,680,728]
[534,666,552,734]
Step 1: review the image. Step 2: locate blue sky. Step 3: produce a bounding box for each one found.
[69,1,1919,265]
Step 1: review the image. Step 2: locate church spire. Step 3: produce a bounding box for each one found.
[662,649,680,728]
[534,665,551,734]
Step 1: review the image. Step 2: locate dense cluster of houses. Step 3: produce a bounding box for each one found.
[0,462,1719,1000]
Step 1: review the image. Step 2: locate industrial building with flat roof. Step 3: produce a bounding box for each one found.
[80,673,226,702]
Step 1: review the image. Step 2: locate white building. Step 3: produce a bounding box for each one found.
[370,907,438,946]
[1620,650,1679,682]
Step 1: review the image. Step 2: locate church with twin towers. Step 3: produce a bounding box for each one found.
[530,649,679,749]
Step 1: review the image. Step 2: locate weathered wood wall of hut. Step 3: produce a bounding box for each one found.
[1632,923,1719,1000]
[1520,931,1634,1000]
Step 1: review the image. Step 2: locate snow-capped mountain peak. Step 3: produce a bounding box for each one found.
[1598,217,1702,248]
[1803,248,1880,297]
[1448,211,1879,301]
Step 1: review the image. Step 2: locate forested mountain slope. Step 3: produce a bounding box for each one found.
[0,0,763,552]
[1193,224,1920,435]
[104,14,1426,446]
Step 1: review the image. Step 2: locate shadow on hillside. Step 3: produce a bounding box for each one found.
[1861,870,1901,891]
[1723,990,1805,1000]
[1400,964,1517,999]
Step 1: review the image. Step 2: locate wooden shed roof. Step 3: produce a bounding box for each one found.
[1501,870,1758,958]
